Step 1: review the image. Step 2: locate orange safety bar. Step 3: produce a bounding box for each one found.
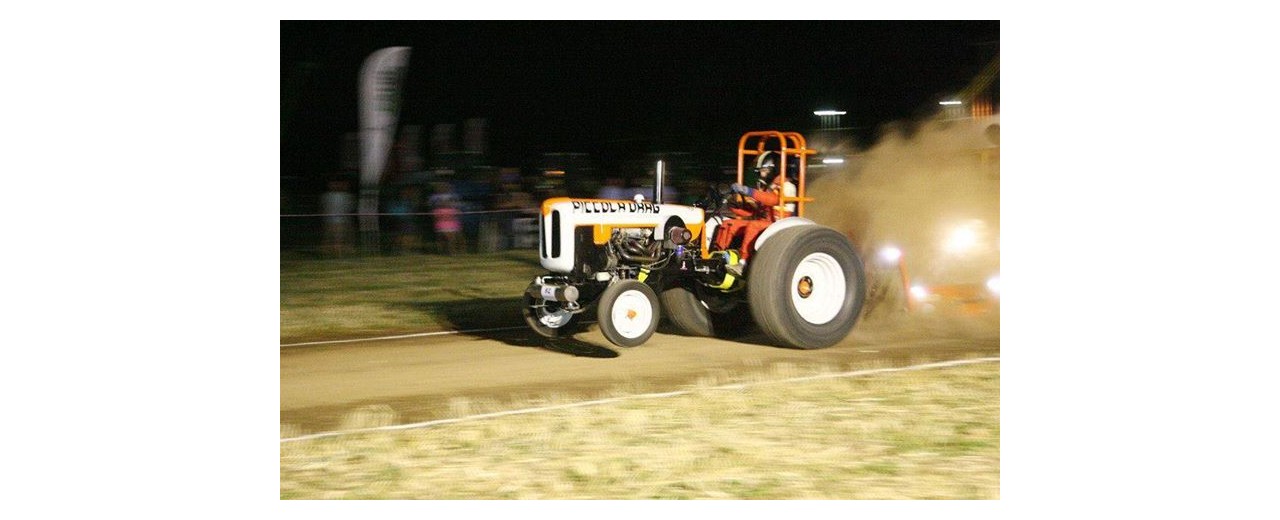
[897,254,913,312]
[735,131,817,219]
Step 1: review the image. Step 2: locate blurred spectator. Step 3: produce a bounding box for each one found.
[387,185,422,254]
[486,180,519,251]
[512,181,541,249]
[510,187,537,216]
[597,177,627,200]
[320,178,355,257]
[430,183,466,255]
[427,182,455,210]
[477,179,507,253]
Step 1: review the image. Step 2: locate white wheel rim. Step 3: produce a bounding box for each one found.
[611,289,654,339]
[790,252,846,325]
[538,307,572,328]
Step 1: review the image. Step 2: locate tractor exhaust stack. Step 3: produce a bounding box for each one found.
[654,160,665,204]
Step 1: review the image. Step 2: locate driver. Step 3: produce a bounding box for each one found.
[730,152,796,219]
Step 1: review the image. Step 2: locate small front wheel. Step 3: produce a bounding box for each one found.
[597,279,660,348]
[523,284,580,339]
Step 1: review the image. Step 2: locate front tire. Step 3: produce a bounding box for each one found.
[748,226,866,349]
[598,280,660,348]
[523,284,580,339]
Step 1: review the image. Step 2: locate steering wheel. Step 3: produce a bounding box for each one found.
[695,185,729,216]
[696,184,760,218]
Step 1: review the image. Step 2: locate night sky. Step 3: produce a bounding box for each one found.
[281,21,999,182]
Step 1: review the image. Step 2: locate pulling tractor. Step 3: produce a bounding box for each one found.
[522,131,866,349]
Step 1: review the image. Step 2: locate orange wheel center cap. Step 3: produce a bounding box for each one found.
[797,276,814,298]
[626,309,637,320]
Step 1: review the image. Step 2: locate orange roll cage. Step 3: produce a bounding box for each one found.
[735,130,817,220]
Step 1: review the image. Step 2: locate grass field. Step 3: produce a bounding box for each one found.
[280,250,546,343]
[281,360,999,499]
[280,251,1000,499]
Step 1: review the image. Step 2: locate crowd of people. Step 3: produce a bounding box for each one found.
[319,174,548,257]
[318,171,710,257]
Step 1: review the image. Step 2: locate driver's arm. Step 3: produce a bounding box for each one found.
[735,174,786,207]
[750,188,781,207]
[731,182,780,206]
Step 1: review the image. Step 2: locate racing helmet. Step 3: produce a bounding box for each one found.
[755,152,778,182]
[756,151,798,186]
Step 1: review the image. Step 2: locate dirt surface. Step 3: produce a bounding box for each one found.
[281,314,999,435]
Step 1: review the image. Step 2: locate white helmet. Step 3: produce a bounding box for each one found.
[755,151,778,176]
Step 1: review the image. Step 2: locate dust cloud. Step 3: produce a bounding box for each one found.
[804,116,1001,336]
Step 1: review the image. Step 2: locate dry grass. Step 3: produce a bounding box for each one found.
[280,361,999,499]
[280,251,546,342]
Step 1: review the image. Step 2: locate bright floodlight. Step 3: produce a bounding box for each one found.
[909,285,928,300]
[939,100,963,106]
[822,157,845,164]
[813,110,847,116]
[944,224,979,254]
[879,246,902,263]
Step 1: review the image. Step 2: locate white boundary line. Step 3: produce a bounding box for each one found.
[280,326,530,348]
[282,321,605,348]
[280,356,999,443]
[281,326,979,349]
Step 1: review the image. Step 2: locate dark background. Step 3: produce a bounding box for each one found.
[281,20,999,186]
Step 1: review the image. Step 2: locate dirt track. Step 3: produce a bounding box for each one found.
[280,314,999,435]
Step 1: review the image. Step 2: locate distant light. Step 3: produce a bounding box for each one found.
[987,276,1000,295]
[943,223,979,254]
[544,170,565,176]
[909,285,928,300]
[822,157,845,164]
[813,110,847,116]
[939,100,963,106]
[879,246,902,263]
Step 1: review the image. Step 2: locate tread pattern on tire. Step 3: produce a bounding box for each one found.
[660,283,715,337]
[661,281,752,338]
[747,225,866,349]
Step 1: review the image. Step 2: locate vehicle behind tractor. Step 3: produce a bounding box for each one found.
[523,131,866,349]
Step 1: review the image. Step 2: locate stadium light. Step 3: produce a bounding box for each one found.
[879,246,901,263]
[910,285,928,300]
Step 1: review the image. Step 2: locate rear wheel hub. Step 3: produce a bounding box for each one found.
[797,276,814,298]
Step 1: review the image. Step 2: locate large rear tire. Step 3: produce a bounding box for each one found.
[748,226,866,349]
[598,280,661,348]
